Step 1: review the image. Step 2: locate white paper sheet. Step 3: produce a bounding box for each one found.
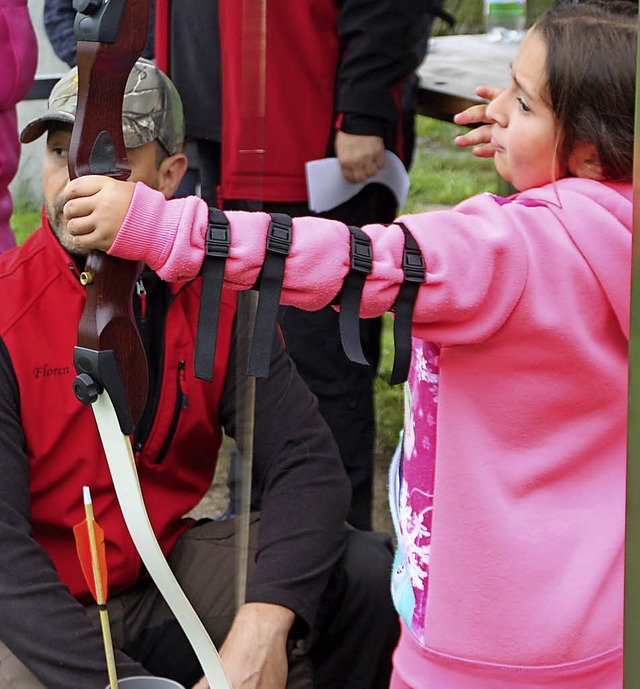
[305,151,410,213]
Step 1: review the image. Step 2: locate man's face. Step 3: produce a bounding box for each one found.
[43,125,162,254]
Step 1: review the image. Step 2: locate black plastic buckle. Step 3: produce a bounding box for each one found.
[350,233,373,274]
[205,209,230,259]
[402,247,425,283]
[266,215,292,256]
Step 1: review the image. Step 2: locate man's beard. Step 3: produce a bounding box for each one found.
[45,195,88,256]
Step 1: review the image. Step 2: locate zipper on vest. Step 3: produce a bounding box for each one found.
[136,278,147,320]
[153,360,189,464]
[133,281,177,460]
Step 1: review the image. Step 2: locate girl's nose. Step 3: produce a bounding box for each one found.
[486,90,507,128]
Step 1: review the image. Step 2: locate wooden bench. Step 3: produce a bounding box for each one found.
[417,34,519,122]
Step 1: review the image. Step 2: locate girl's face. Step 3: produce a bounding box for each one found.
[486,29,561,191]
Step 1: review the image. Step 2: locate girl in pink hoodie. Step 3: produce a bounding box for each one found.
[62,1,636,687]
[0,0,37,252]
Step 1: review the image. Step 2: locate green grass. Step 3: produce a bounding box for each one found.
[404,117,498,213]
[10,198,40,244]
[375,315,404,458]
[432,0,553,37]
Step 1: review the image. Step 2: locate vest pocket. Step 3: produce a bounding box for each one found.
[153,360,188,464]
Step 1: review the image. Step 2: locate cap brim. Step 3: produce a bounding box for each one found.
[20,112,75,144]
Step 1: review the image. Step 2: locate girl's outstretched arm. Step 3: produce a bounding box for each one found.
[65,174,531,348]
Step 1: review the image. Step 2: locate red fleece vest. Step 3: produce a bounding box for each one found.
[0,221,236,600]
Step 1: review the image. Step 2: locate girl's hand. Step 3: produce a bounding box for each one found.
[453,85,503,158]
[63,175,136,252]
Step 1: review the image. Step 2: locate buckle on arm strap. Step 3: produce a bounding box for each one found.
[195,207,231,381]
[390,222,426,385]
[248,213,293,378]
[339,225,373,366]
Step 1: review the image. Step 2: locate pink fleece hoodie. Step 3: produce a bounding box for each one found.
[0,0,37,253]
[111,176,631,688]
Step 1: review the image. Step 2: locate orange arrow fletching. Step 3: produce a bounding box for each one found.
[73,486,108,604]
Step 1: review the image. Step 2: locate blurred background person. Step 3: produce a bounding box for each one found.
[0,0,37,253]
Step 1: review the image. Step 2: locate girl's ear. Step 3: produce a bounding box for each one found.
[567,141,604,181]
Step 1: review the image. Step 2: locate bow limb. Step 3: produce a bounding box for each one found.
[233,0,267,612]
[92,393,231,688]
[69,2,230,686]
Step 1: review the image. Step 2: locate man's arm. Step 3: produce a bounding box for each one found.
[193,602,294,689]
[215,324,350,688]
[333,0,426,181]
[43,0,78,67]
[0,339,145,688]
[335,0,421,131]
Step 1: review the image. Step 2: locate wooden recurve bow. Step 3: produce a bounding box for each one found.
[68,2,230,686]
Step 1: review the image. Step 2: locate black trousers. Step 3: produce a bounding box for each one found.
[93,519,399,689]
[277,305,381,530]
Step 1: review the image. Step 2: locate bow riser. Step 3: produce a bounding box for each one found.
[69,0,149,181]
[70,49,136,179]
[70,0,150,427]
[76,254,148,426]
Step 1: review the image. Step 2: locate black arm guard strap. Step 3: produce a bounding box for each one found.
[194,207,231,381]
[390,222,426,385]
[248,213,293,378]
[339,225,373,366]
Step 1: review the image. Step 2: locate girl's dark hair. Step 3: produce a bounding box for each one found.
[536,0,637,182]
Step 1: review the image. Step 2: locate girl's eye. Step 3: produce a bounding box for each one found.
[517,97,531,113]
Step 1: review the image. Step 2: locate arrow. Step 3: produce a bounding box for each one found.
[73,486,118,689]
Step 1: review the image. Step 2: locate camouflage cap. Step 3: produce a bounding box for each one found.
[20,58,185,155]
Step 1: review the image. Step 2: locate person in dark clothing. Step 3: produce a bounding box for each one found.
[43,0,157,67]
[154,0,447,530]
[0,59,398,689]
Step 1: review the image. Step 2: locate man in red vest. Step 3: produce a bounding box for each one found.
[0,59,397,689]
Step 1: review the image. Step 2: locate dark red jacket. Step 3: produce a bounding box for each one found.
[154,0,420,203]
[0,218,235,600]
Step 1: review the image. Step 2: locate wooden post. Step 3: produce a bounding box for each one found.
[624,12,640,689]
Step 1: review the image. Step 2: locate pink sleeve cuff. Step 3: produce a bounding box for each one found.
[109,182,208,282]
